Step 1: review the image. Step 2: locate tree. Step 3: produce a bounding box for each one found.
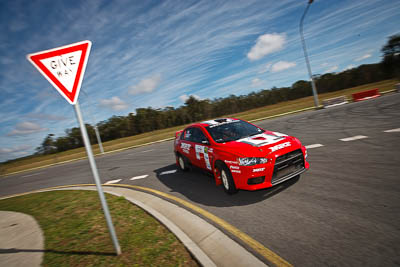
[381,34,400,79]
[37,134,56,154]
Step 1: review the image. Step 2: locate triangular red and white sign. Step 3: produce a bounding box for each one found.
[27,40,92,105]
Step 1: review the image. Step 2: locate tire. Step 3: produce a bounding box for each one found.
[177,154,189,172]
[220,165,238,195]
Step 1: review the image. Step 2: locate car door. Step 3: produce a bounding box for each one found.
[191,127,212,171]
[179,127,198,166]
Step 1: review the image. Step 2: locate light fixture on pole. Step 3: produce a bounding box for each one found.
[300,0,320,108]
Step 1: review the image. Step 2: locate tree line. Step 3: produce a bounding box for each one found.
[25,34,400,157]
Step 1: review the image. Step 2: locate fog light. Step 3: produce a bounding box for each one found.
[247,176,265,185]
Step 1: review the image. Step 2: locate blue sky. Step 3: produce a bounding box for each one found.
[0,0,399,162]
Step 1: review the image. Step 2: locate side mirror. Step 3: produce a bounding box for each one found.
[201,140,209,145]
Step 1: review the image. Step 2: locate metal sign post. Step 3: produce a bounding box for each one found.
[27,41,120,255]
[74,100,121,255]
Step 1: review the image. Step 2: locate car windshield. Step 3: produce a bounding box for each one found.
[205,120,264,143]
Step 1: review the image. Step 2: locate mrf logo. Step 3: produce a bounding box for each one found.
[269,142,291,152]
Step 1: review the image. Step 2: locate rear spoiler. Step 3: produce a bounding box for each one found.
[175,130,183,139]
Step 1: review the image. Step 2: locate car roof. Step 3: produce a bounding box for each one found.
[198,118,240,128]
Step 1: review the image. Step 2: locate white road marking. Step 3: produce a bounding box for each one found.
[384,128,400,133]
[305,144,324,149]
[130,175,149,180]
[21,172,43,178]
[160,170,177,175]
[339,135,368,142]
[127,149,154,156]
[105,179,122,184]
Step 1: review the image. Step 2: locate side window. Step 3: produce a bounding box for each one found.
[191,128,208,144]
[182,128,194,141]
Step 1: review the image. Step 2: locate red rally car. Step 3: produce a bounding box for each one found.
[174,118,309,194]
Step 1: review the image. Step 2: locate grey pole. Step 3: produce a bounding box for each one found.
[81,90,105,154]
[300,0,320,108]
[74,100,121,255]
[94,125,104,154]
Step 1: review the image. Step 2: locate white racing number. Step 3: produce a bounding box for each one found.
[195,145,212,170]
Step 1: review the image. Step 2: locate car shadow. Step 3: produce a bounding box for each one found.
[153,164,300,207]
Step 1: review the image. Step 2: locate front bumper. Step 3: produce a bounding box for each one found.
[231,147,309,190]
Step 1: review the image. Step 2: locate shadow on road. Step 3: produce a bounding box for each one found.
[153,164,299,207]
[0,248,116,256]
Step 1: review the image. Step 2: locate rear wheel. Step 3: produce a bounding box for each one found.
[177,154,189,172]
[220,165,238,195]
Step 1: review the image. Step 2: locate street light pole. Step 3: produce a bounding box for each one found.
[300,0,320,108]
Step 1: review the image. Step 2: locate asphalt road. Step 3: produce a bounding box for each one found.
[1,93,399,266]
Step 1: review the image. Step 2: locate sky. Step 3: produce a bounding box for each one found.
[0,0,399,162]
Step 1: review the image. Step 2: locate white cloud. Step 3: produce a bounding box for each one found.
[258,63,271,74]
[179,94,201,103]
[26,113,67,121]
[0,144,32,158]
[7,122,47,136]
[354,53,372,62]
[344,64,355,70]
[251,78,263,88]
[247,33,286,61]
[0,145,32,154]
[99,96,129,111]
[271,61,296,72]
[129,74,162,95]
[325,66,339,73]
[321,63,329,67]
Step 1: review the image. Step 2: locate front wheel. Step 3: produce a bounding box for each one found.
[220,165,238,195]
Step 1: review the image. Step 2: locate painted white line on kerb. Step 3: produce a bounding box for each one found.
[340,135,368,142]
[130,175,148,181]
[160,170,177,175]
[105,179,122,184]
[305,144,324,149]
[384,128,400,133]
[21,172,43,178]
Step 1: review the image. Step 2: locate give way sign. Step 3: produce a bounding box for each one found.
[27,40,92,104]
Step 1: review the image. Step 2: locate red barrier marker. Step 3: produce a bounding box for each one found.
[352,88,380,102]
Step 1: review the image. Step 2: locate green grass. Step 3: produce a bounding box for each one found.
[0,190,199,267]
[1,79,398,175]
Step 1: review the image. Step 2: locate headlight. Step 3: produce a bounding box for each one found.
[238,157,268,166]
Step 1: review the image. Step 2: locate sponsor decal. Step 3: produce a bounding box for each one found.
[253,167,265,172]
[195,145,204,160]
[204,153,211,170]
[231,170,241,173]
[181,142,191,154]
[230,166,240,170]
[195,145,211,170]
[224,160,238,164]
[269,142,291,152]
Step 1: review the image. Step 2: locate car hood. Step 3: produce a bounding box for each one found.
[216,132,300,157]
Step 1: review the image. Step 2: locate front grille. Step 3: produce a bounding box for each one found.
[272,149,305,184]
